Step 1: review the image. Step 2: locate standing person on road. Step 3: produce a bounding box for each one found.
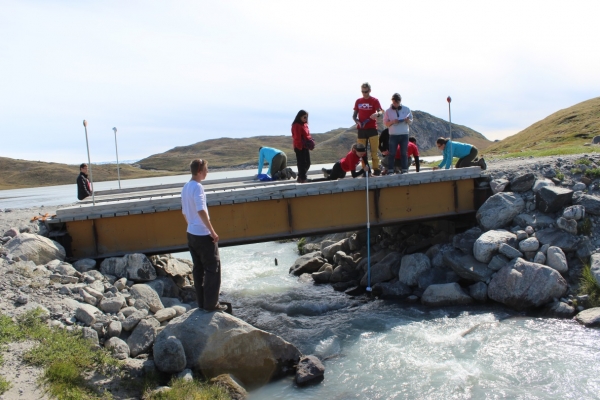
[76,163,93,200]
[181,158,227,312]
[383,93,413,174]
[353,83,383,175]
[291,110,313,183]
[432,138,487,170]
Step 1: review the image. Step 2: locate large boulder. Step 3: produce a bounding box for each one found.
[5,233,66,264]
[473,230,517,263]
[476,193,525,230]
[321,240,345,261]
[421,283,473,307]
[397,253,431,286]
[130,284,164,313]
[154,309,301,387]
[574,308,600,327]
[510,173,536,192]
[154,335,187,373]
[590,253,600,286]
[372,281,412,300]
[443,250,494,282]
[289,252,326,276]
[535,228,580,252]
[295,355,325,386]
[104,337,130,360]
[155,256,193,277]
[100,253,157,282]
[536,186,573,213]
[572,193,600,215]
[488,258,568,310]
[452,227,482,255]
[546,246,568,273]
[359,252,402,286]
[128,317,160,357]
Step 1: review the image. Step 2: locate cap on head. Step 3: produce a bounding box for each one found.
[392,93,402,101]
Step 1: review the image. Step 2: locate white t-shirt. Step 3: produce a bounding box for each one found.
[181,180,211,236]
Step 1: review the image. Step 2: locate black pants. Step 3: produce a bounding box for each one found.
[325,162,347,180]
[294,148,311,180]
[187,233,221,310]
[455,147,478,168]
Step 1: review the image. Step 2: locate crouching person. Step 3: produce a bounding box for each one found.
[322,143,370,180]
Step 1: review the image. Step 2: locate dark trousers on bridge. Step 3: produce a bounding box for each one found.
[187,233,221,310]
[455,147,479,168]
[294,147,311,180]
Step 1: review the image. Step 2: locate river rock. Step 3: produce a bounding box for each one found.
[104,337,130,360]
[331,263,357,284]
[54,262,78,277]
[122,309,149,331]
[488,258,568,310]
[490,178,509,194]
[536,186,573,213]
[82,327,99,346]
[469,282,488,302]
[75,303,101,326]
[513,213,555,229]
[73,258,96,272]
[128,317,160,357]
[556,217,578,234]
[397,253,430,286]
[295,355,325,386]
[372,281,412,300]
[100,253,157,282]
[574,308,600,327]
[533,252,546,264]
[154,309,301,386]
[563,205,585,220]
[535,228,579,252]
[360,252,402,286]
[572,192,600,215]
[533,179,554,193]
[443,250,494,282]
[589,254,600,286]
[473,230,517,263]
[311,264,333,284]
[130,284,164,313]
[5,233,66,264]
[321,240,345,261]
[99,296,126,314]
[510,173,535,192]
[210,374,248,400]
[476,193,525,230]
[421,283,473,307]
[417,267,458,289]
[498,243,523,260]
[154,307,177,323]
[488,254,509,271]
[576,237,594,260]
[540,301,576,319]
[452,227,482,255]
[154,335,187,373]
[546,246,568,273]
[289,252,326,276]
[107,321,122,338]
[154,255,193,277]
[518,237,540,253]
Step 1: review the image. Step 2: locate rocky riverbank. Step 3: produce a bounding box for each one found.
[292,153,600,326]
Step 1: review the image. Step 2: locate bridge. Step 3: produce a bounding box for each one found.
[47,167,486,259]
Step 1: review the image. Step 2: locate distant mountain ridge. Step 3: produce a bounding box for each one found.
[137,110,491,171]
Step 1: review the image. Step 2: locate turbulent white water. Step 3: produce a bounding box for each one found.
[180,241,600,400]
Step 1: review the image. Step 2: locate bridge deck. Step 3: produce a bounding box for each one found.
[48,167,483,259]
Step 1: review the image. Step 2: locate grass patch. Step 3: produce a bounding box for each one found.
[555,170,565,181]
[143,377,230,400]
[575,158,592,166]
[579,264,600,308]
[0,309,120,399]
[487,145,600,159]
[0,376,11,395]
[584,168,600,178]
[579,217,593,235]
[297,237,306,253]
[571,168,582,174]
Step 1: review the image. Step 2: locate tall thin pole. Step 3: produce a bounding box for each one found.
[113,127,121,189]
[447,96,453,169]
[365,160,372,293]
[83,120,95,205]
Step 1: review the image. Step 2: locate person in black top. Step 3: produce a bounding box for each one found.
[77,163,93,200]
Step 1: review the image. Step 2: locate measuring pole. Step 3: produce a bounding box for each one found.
[447,96,453,169]
[83,120,95,205]
[365,156,372,293]
[113,127,121,189]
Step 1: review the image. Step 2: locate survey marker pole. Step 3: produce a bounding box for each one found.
[447,96,453,169]
[83,120,95,205]
[113,127,121,189]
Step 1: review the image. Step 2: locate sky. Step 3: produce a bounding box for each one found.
[1,0,599,164]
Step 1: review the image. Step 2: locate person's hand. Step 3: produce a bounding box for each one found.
[392,119,399,124]
[370,113,378,120]
[382,150,389,156]
[356,123,361,129]
[210,231,219,243]
[432,166,439,171]
[404,116,410,123]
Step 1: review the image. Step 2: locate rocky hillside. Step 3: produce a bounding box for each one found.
[484,97,600,156]
[136,111,491,171]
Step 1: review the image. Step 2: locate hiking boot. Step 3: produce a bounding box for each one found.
[204,303,228,313]
[401,169,408,174]
[283,168,291,179]
[478,158,487,170]
[322,168,329,179]
[288,168,297,179]
[373,168,381,176]
[297,177,307,183]
[272,171,281,180]
[381,167,388,175]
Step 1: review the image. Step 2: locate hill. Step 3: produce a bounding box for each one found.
[484,97,600,157]
[137,111,491,171]
[0,157,172,190]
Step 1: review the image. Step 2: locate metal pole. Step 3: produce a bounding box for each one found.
[83,120,95,205]
[365,156,372,293]
[113,127,121,189]
[447,96,453,169]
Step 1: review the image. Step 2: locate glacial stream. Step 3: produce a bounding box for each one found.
[178,241,600,400]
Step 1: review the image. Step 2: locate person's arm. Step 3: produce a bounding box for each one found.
[79,176,92,197]
[197,210,218,242]
[257,149,264,175]
[383,110,399,127]
[414,156,420,172]
[353,110,360,129]
[405,109,413,125]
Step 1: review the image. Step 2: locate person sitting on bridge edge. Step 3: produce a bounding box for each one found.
[77,163,93,200]
[322,143,371,180]
[379,131,421,174]
[432,137,487,170]
[181,158,227,312]
[291,110,313,183]
[258,146,296,180]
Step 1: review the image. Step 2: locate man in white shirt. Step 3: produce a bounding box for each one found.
[383,93,413,174]
[181,158,227,312]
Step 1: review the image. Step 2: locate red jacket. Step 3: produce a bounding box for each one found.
[340,150,367,172]
[292,123,312,150]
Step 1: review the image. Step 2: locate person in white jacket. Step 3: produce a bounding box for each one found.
[383,93,413,174]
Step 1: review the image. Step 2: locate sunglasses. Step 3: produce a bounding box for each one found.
[361,90,369,93]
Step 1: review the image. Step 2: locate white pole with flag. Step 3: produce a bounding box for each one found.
[83,120,95,205]
[447,96,453,169]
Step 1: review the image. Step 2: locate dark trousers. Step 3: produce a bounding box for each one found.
[389,134,409,171]
[187,233,221,310]
[325,162,347,180]
[271,152,287,175]
[294,148,311,180]
[455,147,478,168]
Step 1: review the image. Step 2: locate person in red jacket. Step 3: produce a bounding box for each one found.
[291,110,313,183]
[322,143,370,180]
